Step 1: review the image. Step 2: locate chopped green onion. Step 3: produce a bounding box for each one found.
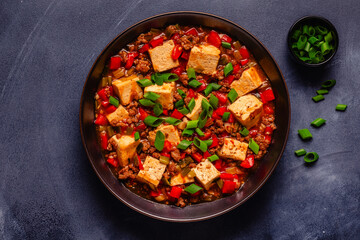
[154,131,165,151]
[177,89,186,98]
[137,78,153,87]
[144,92,160,101]
[298,129,312,140]
[153,103,163,116]
[193,137,208,152]
[221,42,231,49]
[186,120,199,129]
[177,107,189,115]
[335,104,347,111]
[209,94,219,108]
[312,95,324,102]
[240,127,249,137]
[216,179,224,189]
[188,80,202,88]
[182,129,194,137]
[315,26,328,35]
[311,118,326,127]
[227,88,238,103]
[181,167,191,177]
[203,139,213,147]
[208,154,219,162]
[297,35,307,50]
[144,116,164,127]
[151,73,164,85]
[204,85,213,96]
[304,152,319,163]
[161,73,179,82]
[224,62,233,77]
[249,138,259,154]
[175,99,184,109]
[165,117,181,125]
[159,155,170,165]
[295,149,306,157]
[188,98,195,113]
[187,68,196,80]
[184,184,202,194]
[197,109,208,129]
[222,112,230,121]
[134,131,140,141]
[195,128,204,137]
[201,99,213,117]
[177,140,192,150]
[139,99,155,107]
[209,83,222,90]
[321,79,336,88]
[316,89,328,95]
[109,96,119,107]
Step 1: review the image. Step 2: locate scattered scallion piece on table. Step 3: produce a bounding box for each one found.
[316,89,329,95]
[154,131,165,151]
[298,129,312,140]
[312,95,325,102]
[311,118,326,127]
[321,79,336,88]
[249,138,259,154]
[295,149,307,157]
[184,184,203,194]
[304,152,319,163]
[335,104,347,111]
[177,140,193,150]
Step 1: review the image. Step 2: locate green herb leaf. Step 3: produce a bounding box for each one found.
[187,68,196,80]
[154,131,165,151]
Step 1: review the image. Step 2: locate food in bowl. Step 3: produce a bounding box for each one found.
[93,25,276,207]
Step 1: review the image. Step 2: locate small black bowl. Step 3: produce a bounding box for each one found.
[287,16,339,67]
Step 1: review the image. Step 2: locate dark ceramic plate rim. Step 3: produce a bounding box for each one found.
[80,11,290,222]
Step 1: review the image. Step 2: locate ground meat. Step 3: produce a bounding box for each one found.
[168,161,177,176]
[128,108,136,116]
[188,163,196,168]
[218,138,224,146]
[148,147,156,154]
[165,25,179,36]
[137,33,153,44]
[152,152,160,158]
[219,86,230,93]
[176,197,186,207]
[173,91,182,101]
[119,51,128,63]
[171,149,182,162]
[179,35,200,50]
[179,73,189,86]
[215,119,224,128]
[118,164,137,180]
[135,59,151,73]
[142,141,151,152]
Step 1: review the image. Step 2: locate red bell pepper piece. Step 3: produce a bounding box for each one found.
[169,186,182,198]
[209,134,219,148]
[170,109,184,119]
[233,64,240,74]
[240,59,249,66]
[265,126,273,135]
[150,36,164,48]
[263,104,274,114]
[107,158,119,168]
[171,32,180,41]
[109,56,121,70]
[207,30,221,48]
[139,107,148,121]
[160,152,170,158]
[187,88,195,99]
[214,159,223,171]
[138,43,150,53]
[137,154,144,170]
[94,114,108,125]
[196,80,207,92]
[220,173,235,181]
[241,154,254,168]
[265,135,272,142]
[171,66,184,77]
[150,190,160,197]
[108,86,114,96]
[227,113,235,123]
[100,132,108,150]
[105,105,117,113]
[180,152,186,159]
[134,122,146,131]
[221,34,232,43]
[162,140,172,153]
[101,101,110,107]
[199,131,212,140]
[185,27,198,36]
[223,75,235,85]
[215,106,227,116]
[125,52,138,69]
[203,151,211,159]
[214,92,227,105]
[222,181,236,194]
[181,51,190,60]
[249,128,258,138]
[211,111,221,120]
[239,46,250,59]
[97,88,108,101]
[192,152,203,163]
[162,109,168,115]
[260,89,275,103]
[171,44,183,60]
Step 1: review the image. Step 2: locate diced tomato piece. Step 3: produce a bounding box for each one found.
[107,158,118,168]
[185,27,198,36]
[100,132,108,150]
[220,173,235,181]
[203,151,211,159]
[162,109,168,115]
[187,88,196,99]
[125,52,138,69]
[150,190,160,197]
[223,75,235,85]
[171,44,183,60]
[240,59,249,66]
[169,186,182,199]
[101,101,110,107]
[214,92,227,105]
[233,64,241,74]
[222,181,236,194]
[199,131,212,140]
[239,46,250,59]
[249,128,258,138]
[94,114,108,125]
[264,104,274,114]
[105,105,117,113]
[192,152,203,163]
[138,43,150,53]
[196,80,207,92]
[207,30,221,48]
[211,111,221,120]
[149,36,164,48]
[171,32,180,41]
[265,126,273,135]
[97,88,108,101]
[209,134,219,148]
[170,109,184,119]
[215,106,227,116]
[137,154,144,170]
[241,155,254,168]
[221,34,232,43]
[139,107,149,121]
[260,89,275,103]
[134,122,146,131]
[181,51,190,60]
[227,113,235,123]
[109,56,121,70]
[265,135,272,142]
[163,140,172,153]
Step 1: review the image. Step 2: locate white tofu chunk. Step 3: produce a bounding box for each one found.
[144,82,175,110]
[230,67,264,97]
[112,75,143,105]
[193,159,220,190]
[148,40,179,72]
[157,124,181,145]
[217,138,248,161]
[187,44,220,75]
[186,94,206,120]
[106,105,129,126]
[109,135,140,167]
[137,156,167,187]
[170,173,194,186]
[228,94,263,128]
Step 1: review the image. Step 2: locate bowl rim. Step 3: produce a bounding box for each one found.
[287,15,339,67]
[79,11,291,222]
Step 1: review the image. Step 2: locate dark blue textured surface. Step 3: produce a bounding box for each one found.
[0,0,359,239]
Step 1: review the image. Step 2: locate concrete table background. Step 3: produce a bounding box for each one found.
[0,0,359,239]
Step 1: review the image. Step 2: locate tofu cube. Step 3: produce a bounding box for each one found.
[112,75,143,105]
[230,67,264,97]
[109,135,140,167]
[144,82,175,110]
[170,173,194,186]
[148,40,179,72]
[157,124,180,145]
[186,94,206,120]
[228,94,263,128]
[193,159,220,190]
[137,156,167,187]
[187,44,220,75]
[106,105,129,126]
[217,138,248,161]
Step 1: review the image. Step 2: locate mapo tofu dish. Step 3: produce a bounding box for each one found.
[94,25,276,207]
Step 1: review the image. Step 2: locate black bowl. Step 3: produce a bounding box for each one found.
[80,11,290,222]
[287,16,339,67]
